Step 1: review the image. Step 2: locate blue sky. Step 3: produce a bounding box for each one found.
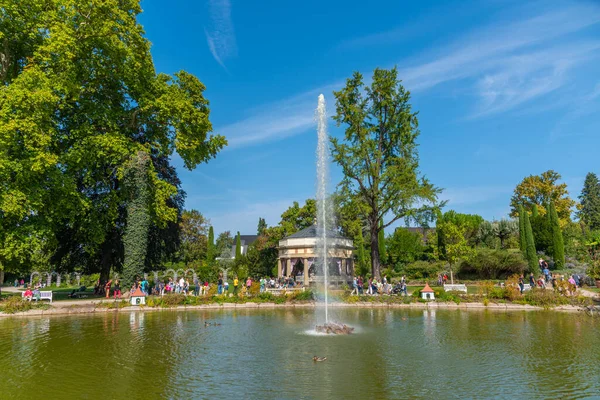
[139,0,600,236]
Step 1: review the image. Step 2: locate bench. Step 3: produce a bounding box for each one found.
[443,284,468,293]
[265,287,305,296]
[22,291,53,303]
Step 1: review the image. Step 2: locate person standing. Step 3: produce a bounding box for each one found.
[113,280,121,299]
[529,273,536,289]
[518,275,524,294]
[105,280,112,299]
[246,277,252,296]
[217,275,223,295]
[194,276,200,296]
[233,276,239,295]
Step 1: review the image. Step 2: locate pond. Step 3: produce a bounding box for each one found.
[0,308,598,399]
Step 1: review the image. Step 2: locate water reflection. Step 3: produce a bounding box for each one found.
[0,309,598,399]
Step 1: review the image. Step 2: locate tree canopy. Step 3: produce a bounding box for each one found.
[578,172,600,231]
[510,170,574,225]
[331,67,440,279]
[0,0,226,278]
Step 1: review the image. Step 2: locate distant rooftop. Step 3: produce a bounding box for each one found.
[284,224,347,240]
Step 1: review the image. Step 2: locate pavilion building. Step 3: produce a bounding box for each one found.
[277,225,354,286]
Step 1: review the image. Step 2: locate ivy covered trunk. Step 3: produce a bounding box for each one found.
[370,218,381,280]
[122,151,152,289]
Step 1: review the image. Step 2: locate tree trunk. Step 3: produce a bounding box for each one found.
[0,269,4,286]
[450,269,454,285]
[370,223,381,280]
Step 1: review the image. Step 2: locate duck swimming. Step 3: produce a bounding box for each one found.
[313,356,327,362]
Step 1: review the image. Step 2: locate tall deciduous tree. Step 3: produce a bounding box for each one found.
[549,201,565,269]
[179,209,209,265]
[331,67,440,279]
[436,219,473,284]
[510,170,574,225]
[0,0,226,280]
[523,211,537,271]
[578,172,600,230]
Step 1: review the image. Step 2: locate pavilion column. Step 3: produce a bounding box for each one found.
[303,258,309,286]
[286,258,292,277]
[341,259,347,277]
[277,259,282,278]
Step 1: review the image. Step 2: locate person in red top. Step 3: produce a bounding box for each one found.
[104,280,112,298]
[23,287,33,301]
[246,277,252,296]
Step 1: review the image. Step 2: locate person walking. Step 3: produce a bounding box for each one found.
[351,276,358,295]
[113,280,121,299]
[529,273,536,289]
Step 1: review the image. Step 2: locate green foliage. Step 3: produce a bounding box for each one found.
[523,211,537,271]
[510,170,574,225]
[331,67,441,279]
[122,152,152,288]
[518,205,527,252]
[279,199,317,236]
[0,0,225,278]
[235,232,242,260]
[532,204,539,218]
[549,202,565,269]
[215,231,233,258]
[388,228,424,264]
[578,172,600,230]
[180,210,209,265]
[0,296,32,314]
[206,226,215,264]
[459,248,527,279]
[437,211,483,254]
[398,260,445,280]
[530,207,552,254]
[257,218,267,235]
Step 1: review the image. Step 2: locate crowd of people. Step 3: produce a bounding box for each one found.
[349,275,409,296]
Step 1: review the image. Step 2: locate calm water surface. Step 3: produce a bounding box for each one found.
[0,308,598,399]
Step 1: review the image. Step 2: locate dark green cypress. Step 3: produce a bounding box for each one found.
[235,231,242,260]
[532,204,539,218]
[518,205,527,253]
[523,211,537,271]
[206,226,215,264]
[578,172,600,230]
[549,201,565,269]
[122,151,151,288]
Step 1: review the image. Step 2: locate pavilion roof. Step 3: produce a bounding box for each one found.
[283,224,348,240]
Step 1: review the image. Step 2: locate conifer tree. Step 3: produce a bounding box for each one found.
[532,204,539,218]
[523,211,537,271]
[549,201,565,269]
[578,172,600,230]
[518,205,527,252]
[206,226,215,264]
[235,232,242,260]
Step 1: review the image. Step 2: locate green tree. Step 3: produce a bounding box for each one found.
[257,218,267,235]
[510,170,574,225]
[518,205,527,252]
[122,151,152,287]
[235,231,242,260]
[437,211,483,256]
[523,211,537,271]
[532,204,539,218]
[331,67,440,279]
[437,220,474,284]
[531,209,553,254]
[494,219,518,249]
[179,209,209,265]
[578,172,600,230]
[215,231,233,259]
[206,226,215,264]
[279,199,317,236]
[387,228,425,265]
[549,201,565,269]
[0,0,226,281]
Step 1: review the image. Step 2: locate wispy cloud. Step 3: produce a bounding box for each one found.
[215,2,600,148]
[204,0,237,68]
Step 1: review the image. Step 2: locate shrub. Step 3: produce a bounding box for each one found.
[460,249,527,279]
[289,290,313,301]
[0,296,33,314]
[400,261,445,280]
[160,294,187,307]
[524,288,569,308]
